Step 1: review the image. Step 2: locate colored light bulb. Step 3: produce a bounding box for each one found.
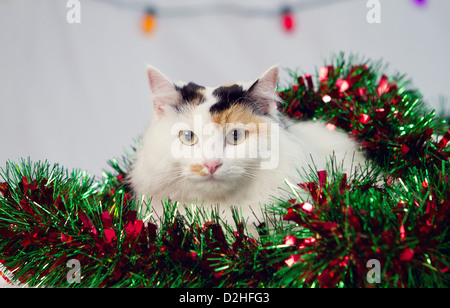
[142,8,156,34]
[413,0,427,6]
[281,8,295,32]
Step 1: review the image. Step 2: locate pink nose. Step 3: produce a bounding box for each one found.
[203,160,223,174]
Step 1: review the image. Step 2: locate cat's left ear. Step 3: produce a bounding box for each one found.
[248,65,279,115]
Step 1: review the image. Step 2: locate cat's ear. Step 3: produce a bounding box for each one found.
[248,65,279,114]
[251,65,279,95]
[146,65,181,116]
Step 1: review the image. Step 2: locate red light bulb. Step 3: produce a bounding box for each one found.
[281,8,295,32]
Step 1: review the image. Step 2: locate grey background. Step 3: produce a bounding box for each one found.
[1,0,449,176]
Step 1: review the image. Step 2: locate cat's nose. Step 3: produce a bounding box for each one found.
[203,160,223,174]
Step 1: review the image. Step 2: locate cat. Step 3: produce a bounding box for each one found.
[128,65,366,234]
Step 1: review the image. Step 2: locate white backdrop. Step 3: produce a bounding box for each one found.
[1,0,449,177]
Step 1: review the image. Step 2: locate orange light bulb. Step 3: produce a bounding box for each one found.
[141,9,156,34]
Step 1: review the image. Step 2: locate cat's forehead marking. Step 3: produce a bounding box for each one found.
[210,84,249,114]
[210,104,265,133]
[220,82,237,87]
[174,82,207,106]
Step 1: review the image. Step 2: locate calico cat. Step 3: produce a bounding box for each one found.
[129,65,366,232]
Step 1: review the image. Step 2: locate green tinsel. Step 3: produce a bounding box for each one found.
[0,54,449,287]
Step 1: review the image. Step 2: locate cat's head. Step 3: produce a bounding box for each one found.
[141,65,281,198]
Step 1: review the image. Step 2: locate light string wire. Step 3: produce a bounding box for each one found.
[89,0,360,18]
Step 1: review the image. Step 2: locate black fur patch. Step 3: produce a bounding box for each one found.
[174,82,206,105]
[210,84,251,114]
[210,81,272,116]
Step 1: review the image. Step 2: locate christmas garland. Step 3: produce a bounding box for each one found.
[1,54,449,288]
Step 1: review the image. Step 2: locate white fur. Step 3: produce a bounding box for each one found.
[129,66,366,234]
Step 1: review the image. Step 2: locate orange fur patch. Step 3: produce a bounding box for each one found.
[191,88,206,105]
[190,163,208,176]
[210,104,266,133]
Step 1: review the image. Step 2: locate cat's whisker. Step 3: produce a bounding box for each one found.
[149,171,186,188]
[154,175,185,187]
[240,172,275,186]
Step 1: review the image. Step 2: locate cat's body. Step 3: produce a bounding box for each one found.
[129,65,366,231]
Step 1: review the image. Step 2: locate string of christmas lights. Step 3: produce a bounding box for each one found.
[92,0,428,34]
[91,0,362,34]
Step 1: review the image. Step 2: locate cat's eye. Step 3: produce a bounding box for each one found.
[226,128,247,145]
[179,130,198,146]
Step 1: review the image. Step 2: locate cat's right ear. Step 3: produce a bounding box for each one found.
[146,65,181,116]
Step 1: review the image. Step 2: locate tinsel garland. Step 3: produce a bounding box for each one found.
[0,54,449,287]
